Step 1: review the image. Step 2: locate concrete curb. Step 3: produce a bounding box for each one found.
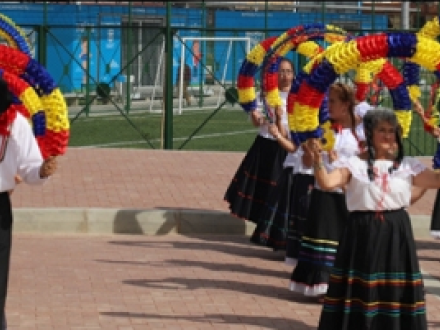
[10,208,434,239]
[12,208,256,236]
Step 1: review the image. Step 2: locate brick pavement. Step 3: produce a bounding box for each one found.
[3,233,440,330]
[5,148,440,329]
[8,148,436,215]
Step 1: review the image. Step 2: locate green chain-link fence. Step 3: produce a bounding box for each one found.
[1,1,439,155]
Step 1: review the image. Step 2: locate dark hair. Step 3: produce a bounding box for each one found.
[279,57,296,77]
[329,82,356,131]
[0,77,12,115]
[363,108,404,181]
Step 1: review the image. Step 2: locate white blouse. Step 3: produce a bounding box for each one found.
[314,128,361,193]
[283,151,297,169]
[255,91,289,140]
[0,113,46,192]
[332,156,426,212]
[292,146,313,175]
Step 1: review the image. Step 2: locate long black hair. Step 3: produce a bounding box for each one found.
[363,108,404,181]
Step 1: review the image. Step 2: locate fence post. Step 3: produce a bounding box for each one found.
[37,25,47,67]
[85,26,91,117]
[265,0,268,39]
[164,2,173,149]
[38,2,47,67]
[125,1,132,114]
[199,0,206,108]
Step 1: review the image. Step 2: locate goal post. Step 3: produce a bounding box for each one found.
[177,36,251,115]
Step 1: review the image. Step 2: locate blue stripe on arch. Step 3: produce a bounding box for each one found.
[389,83,412,110]
[303,23,326,31]
[239,61,259,78]
[290,71,308,94]
[24,59,56,95]
[266,57,282,74]
[291,127,324,145]
[241,100,257,113]
[387,32,417,58]
[306,59,338,93]
[32,111,46,137]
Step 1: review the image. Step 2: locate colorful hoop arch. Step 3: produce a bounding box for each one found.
[0,44,69,159]
[289,32,440,149]
[0,13,32,56]
[237,24,348,116]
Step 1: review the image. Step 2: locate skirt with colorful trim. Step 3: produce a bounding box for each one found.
[285,173,315,265]
[224,135,287,223]
[430,189,440,239]
[249,166,295,250]
[318,208,427,330]
[290,189,349,296]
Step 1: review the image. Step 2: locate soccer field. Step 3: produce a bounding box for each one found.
[68,106,438,156]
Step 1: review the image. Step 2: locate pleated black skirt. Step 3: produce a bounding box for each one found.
[318,209,427,330]
[224,135,287,223]
[290,188,349,296]
[250,166,295,250]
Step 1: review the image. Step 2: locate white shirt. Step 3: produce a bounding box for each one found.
[354,102,372,142]
[355,101,373,118]
[355,123,366,141]
[292,146,313,175]
[283,152,297,169]
[333,156,426,212]
[254,91,289,140]
[0,113,46,192]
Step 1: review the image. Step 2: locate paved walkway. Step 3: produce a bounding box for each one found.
[4,148,440,329]
[9,148,437,215]
[5,234,440,330]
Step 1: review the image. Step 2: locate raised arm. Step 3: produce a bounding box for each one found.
[413,169,440,189]
[268,123,297,153]
[410,186,428,205]
[308,139,351,190]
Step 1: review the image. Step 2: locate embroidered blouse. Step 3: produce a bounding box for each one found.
[332,156,426,211]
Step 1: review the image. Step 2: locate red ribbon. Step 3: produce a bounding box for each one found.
[331,123,342,133]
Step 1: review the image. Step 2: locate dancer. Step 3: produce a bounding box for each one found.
[412,98,440,238]
[0,76,58,329]
[224,58,295,225]
[313,108,433,330]
[289,82,360,297]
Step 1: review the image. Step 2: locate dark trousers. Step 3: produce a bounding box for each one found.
[0,192,12,330]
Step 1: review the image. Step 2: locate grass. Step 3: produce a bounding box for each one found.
[69,107,258,151]
[68,100,439,156]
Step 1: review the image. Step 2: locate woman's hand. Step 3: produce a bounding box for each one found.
[39,156,57,179]
[268,124,280,139]
[328,150,338,163]
[305,139,323,164]
[250,111,266,127]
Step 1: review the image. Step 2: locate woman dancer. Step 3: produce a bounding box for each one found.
[224,58,295,225]
[313,108,433,330]
[289,82,360,298]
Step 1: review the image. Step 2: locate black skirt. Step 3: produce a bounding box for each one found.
[250,166,295,251]
[285,173,315,264]
[318,209,427,330]
[290,188,349,296]
[430,189,440,239]
[224,135,287,223]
